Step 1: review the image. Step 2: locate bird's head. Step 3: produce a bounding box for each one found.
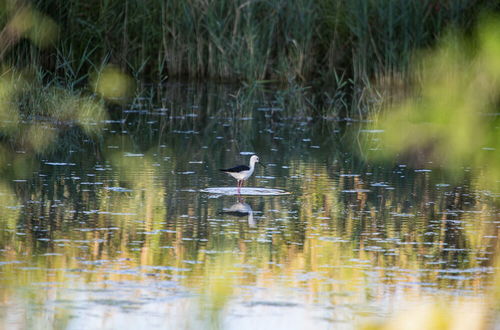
[250,155,266,168]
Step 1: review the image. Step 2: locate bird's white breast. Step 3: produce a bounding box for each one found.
[229,168,253,180]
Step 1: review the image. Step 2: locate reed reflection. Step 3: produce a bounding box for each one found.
[0,84,497,329]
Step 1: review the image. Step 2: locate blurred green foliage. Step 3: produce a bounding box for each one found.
[366,15,500,189]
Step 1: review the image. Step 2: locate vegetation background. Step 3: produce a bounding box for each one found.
[0,0,497,117]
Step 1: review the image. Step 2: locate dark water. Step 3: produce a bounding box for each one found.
[0,83,498,329]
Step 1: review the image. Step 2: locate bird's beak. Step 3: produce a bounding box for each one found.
[259,162,266,168]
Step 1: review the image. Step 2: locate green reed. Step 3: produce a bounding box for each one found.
[10,0,487,81]
[0,0,494,118]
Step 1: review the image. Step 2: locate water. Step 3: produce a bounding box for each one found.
[0,84,498,329]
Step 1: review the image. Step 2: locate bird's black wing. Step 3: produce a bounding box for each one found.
[220,165,250,173]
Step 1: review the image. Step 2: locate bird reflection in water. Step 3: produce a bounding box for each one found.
[221,197,255,227]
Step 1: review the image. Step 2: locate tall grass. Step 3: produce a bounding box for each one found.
[6,0,491,82]
[0,0,496,117]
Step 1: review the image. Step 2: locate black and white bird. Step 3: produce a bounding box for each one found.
[220,155,265,189]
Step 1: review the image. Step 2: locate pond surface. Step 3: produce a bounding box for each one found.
[0,83,498,329]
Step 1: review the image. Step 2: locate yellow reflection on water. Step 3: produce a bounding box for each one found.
[0,152,496,328]
[362,300,487,330]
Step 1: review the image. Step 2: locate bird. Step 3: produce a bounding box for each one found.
[220,155,265,191]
